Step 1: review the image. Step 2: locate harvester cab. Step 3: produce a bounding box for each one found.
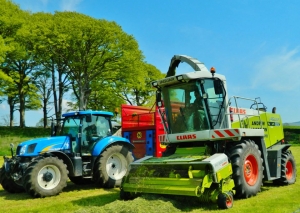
[120,55,297,209]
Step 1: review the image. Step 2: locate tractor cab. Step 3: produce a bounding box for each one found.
[54,111,113,155]
[154,76,228,135]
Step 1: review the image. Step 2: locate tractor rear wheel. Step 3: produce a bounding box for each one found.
[93,144,134,188]
[273,150,296,185]
[229,140,263,198]
[22,156,68,198]
[0,166,24,193]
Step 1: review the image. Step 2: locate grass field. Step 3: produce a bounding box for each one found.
[0,146,299,213]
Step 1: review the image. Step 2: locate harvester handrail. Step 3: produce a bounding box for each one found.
[220,96,262,129]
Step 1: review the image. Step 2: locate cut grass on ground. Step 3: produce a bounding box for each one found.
[0,146,300,213]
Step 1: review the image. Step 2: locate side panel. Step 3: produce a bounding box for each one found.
[121,104,166,158]
[231,110,284,149]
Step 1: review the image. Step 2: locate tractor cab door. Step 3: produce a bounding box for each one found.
[61,116,81,153]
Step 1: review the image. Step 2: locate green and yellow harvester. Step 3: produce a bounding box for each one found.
[120,55,297,209]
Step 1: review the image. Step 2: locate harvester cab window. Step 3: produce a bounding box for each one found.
[163,82,209,134]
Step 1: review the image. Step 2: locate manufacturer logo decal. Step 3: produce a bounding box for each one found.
[176,134,196,140]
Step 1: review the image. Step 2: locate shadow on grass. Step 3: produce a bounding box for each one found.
[0,181,116,201]
[0,190,32,200]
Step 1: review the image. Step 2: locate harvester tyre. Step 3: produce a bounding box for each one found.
[22,156,68,198]
[93,144,133,188]
[217,192,233,209]
[229,140,263,198]
[273,150,296,185]
[0,166,24,193]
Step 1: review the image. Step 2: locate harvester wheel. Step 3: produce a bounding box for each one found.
[217,192,233,209]
[22,156,68,198]
[229,140,263,198]
[93,144,134,188]
[0,166,24,193]
[273,150,296,185]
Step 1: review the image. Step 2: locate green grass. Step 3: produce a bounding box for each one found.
[0,146,300,213]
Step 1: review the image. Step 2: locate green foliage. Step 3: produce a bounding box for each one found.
[283,126,300,144]
[0,126,50,156]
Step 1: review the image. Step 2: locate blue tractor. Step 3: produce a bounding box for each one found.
[0,110,134,198]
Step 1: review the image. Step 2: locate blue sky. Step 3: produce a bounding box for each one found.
[1,0,300,126]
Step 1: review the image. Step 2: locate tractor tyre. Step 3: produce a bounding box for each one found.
[229,139,263,198]
[22,156,68,198]
[273,150,296,185]
[0,166,24,193]
[69,176,92,185]
[217,192,233,209]
[93,144,134,188]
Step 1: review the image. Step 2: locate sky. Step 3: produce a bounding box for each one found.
[1,0,300,126]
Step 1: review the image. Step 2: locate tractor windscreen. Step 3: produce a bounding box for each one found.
[161,78,226,134]
[61,115,111,140]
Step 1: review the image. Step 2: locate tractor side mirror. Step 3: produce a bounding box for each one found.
[214,79,223,95]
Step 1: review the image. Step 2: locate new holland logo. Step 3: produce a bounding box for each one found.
[176,134,196,140]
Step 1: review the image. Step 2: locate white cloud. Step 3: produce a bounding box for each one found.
[252,47,300,91]
[60,0,83,11]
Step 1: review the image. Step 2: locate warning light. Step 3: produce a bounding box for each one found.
[210,67,216,76]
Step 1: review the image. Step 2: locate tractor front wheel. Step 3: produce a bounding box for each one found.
[22,156,68,198]
[273,150,296,185]
[0,166,24,193]
[93,144,134,188]
[229,140,263,198]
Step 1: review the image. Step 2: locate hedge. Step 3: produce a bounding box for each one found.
[0,126,50,138]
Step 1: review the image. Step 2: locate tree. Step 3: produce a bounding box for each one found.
[32,69,53,128]
[0,0,39,127]
[116,62,164,106]
[52,12,144,110]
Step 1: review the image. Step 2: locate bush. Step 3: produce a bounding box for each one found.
[0,126,50,137]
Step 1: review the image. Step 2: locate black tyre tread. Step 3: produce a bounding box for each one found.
[217,192,233,209]
[93,144,134,188]
[274,150,296,185]
[0,166,24,193]
[229,140,264,198]
[22,156,68,198]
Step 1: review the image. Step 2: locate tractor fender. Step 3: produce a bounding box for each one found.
[39,151,76,176]
[91,136,134,157]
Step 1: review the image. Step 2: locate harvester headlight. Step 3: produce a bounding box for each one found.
[19,145,27,155]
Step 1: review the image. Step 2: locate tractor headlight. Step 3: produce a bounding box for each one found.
[19,145,27,155]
